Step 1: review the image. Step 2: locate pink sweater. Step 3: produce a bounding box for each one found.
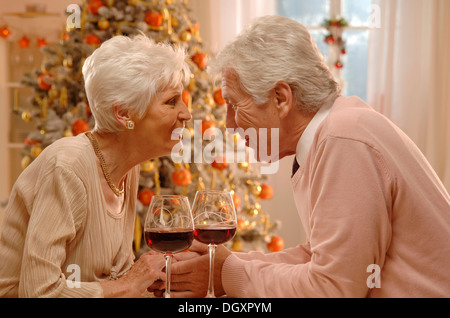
[222,96,450,297]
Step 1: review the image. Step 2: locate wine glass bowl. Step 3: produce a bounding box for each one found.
[144,195,194,298]
[191,190,237,298]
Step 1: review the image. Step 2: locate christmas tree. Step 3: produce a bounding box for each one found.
[14,0,283,255]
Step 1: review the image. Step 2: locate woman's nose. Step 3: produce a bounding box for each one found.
[179,103,192,122]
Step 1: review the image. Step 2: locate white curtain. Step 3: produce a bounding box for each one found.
[367,0,450,191]
[190,0,276,53]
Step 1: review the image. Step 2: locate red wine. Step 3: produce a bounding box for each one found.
[194,225,237,245]
[145,228,194,254]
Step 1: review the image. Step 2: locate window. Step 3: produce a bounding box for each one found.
[277,0,371,101]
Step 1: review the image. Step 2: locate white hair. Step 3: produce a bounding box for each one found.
[82,34,191,133]
[209,15,341,112]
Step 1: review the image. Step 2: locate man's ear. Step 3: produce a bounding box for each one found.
[274,81,293,120]
[113,106,131,129]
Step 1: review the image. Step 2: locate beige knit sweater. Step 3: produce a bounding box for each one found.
[0,134,139,298]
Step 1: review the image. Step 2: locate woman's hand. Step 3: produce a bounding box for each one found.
[100,252,165,298]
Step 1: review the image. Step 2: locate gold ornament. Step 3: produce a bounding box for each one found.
[21,155,31,170]
[31,145,43,158]
[247,207,259,217]
[98,18,110,30]
[250,183,262,196]
[180,30,192,42]
[238,162,249,171]
[141,160,155,172]
[63,56,73,68]
[171,16,179,28]
[21,111,32,122]
[204,94,214,106]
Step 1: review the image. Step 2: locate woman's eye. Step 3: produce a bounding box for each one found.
[166,97,177,105]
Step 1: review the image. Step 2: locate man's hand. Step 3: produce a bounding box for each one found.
[167,244,232,298]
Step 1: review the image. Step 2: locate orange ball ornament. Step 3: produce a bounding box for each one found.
[138,188,154,206]
[232,194,241,209]
[38,73,52,91]
[201,120,216,137]
[182,90,191,106]
[213,89,226,106]
[87,0,104,15]
[259,184,274,200]
[84,34,101,46]
[192,52,208,70]
[267,236,284,252]
[72,119,90,136]
[145,11,163,27]
[172,169,192,186]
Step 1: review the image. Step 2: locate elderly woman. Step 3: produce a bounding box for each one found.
[170,15,450,298]
[0,35,192,297]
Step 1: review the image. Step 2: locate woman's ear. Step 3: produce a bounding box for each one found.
[274,81,293,119]
[113,106,132,129]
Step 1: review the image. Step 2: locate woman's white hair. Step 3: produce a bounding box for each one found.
[209,15,341,113]
[82,34,190,133]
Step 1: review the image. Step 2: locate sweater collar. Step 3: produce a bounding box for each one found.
[295,99,335,165]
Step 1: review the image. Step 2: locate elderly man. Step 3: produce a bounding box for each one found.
[170,15,450,298]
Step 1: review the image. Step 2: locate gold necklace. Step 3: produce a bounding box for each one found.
[86,132,124,197]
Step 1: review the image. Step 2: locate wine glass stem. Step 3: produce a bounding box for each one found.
[206,244,216,298]
[165,254,172,299]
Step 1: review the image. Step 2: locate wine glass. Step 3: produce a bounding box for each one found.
[144,195,194,298]
[192,190,237,298]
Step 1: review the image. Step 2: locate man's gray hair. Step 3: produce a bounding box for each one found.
[209,15,341,113]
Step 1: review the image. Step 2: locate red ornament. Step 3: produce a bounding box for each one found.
[212,156,228,171]
[24,136,41,146]
[267,236,284,252]
[87,0,104,15]
[335,61,344,69]
[172,169,192,186]
[37,37,48,47]
[259,184,274,200]
[145,11,163,27]
[324,35,335,45]
[0,26,11,39]
[192,52,208,70]
[72,119,90,136]
[19,36,30,48]
[138,188,154,206]
[84,34,101,46]
[37,73,52,91]
[213,89,226,106]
